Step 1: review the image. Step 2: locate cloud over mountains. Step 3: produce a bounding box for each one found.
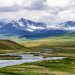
[0,0,75,23]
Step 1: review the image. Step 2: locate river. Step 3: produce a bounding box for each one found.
[0,54,66,68]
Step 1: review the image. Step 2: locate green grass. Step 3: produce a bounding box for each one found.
[28,58,75,73]
[0,40,26,50]
[0,55,21,60]
[20,34,75,58]
[0,40,31,54]
[0,33,75,75]
[0,58,75,75]
[21,33,75,54]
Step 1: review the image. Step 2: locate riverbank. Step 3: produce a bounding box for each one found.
[0,57,75,75]
[0,36,75,75]
[0,53,66,68]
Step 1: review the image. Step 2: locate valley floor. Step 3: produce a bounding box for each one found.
[0,57,75,75]
[0,36,75,75]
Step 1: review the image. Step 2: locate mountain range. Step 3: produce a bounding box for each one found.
[0,18,75,39]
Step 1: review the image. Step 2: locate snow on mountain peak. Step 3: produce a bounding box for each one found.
[28,25,45,30]
[26,29,34,32]
[0,18,75,32]
[0,18,75,39]
[64,27,75,31]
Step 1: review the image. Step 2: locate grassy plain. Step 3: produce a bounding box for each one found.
[0,58,75,75]
[0,34,75,75]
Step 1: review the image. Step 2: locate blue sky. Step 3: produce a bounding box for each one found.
[0,0,75,23]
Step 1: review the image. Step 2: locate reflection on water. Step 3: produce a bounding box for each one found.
[0,54,66,68]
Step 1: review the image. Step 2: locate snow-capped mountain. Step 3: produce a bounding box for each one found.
[0,18,75,39]
[60,21,75,31]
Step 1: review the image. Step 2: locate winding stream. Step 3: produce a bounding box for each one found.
[0,53,66,68]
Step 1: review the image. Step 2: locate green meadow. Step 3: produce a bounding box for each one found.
[0,33,75,75]
[0,58,75,75]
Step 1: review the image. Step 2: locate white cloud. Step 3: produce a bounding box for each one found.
[56,10,75,22]
[0,0,74,23]
[44,0,75,23]
[0,10,49,21]
[46,0,69,7]
[0,0,33,7]
[0,0,16,7]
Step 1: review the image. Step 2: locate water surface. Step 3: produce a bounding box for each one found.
[0,54,66,68]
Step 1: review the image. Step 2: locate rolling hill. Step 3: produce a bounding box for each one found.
[0,40,30,53]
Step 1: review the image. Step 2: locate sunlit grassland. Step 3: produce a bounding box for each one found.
[21,35,75,53]
[22,36,75,47]
[0,40,31,54]
[20,35,75,58]
[0,55,21,60]
[0,58,75,75]
[0,34,75,75]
